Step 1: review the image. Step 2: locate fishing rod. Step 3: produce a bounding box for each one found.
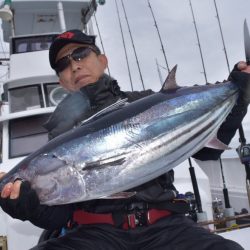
[147,0,170,73]
[188,158,203,215]
[93,12,111,76]
[189,0,208,83]
[120,0,145,90]
[212,0,234,212]
[114,0,133,91]
[237,125,250,207]
[188,158,209,226]
[213,0,230,73]
[155,58,163,85]
[187,0,209,222]
[219,157,231,209]
[241,20,250,207]
[214,1,250,208]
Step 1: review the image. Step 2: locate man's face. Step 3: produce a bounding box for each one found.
[56,43,108,91]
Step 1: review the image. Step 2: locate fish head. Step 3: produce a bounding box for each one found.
[27,153,87,205]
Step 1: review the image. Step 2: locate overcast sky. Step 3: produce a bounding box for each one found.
[93,0,250,92]
[0,0,249,90]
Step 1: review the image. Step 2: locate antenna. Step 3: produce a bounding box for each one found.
[114,0,133,91]
[189,0,208,82]
[120,0,145,90]
[213,0,230,73]
[148,0,170,73]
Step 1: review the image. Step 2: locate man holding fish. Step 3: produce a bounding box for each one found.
[1,29,250,249]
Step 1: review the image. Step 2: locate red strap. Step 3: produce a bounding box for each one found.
[147,209,172,224]
[73,209,172,229]
[73,210,115,225]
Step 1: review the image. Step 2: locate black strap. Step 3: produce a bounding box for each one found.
[112,211,126,228]
[148,201,190,214]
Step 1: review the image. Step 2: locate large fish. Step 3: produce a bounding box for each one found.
[0,66,238,205]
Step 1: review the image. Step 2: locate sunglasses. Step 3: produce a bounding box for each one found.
[55,46,99,73]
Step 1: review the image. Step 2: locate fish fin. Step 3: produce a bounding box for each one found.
[100,191,137,199]
[161,65,179,91]
[205,137,231,150]
[80,98,128,125]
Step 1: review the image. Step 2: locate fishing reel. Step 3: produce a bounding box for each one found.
[183,192,198,222]
[236,143,250,164]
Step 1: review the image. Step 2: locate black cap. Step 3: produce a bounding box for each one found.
[49,29,100,69]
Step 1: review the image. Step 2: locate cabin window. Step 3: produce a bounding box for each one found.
[9,115,50,158]
[44,83,68,107]
[9,85,44,113]
[12,35,57,54]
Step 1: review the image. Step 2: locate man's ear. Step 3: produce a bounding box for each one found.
[99,54,108,69]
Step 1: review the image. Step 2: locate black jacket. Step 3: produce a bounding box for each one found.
[28,74,247,230]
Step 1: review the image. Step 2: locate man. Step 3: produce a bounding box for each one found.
[0,30,249,250]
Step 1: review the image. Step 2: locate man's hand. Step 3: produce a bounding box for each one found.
[229,61,250,105]
[0,173,40,221]
[237,61,250,73]
[0,172,22,199]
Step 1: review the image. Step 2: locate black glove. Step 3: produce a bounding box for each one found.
[0,181,40,221]
[229,63,250,105]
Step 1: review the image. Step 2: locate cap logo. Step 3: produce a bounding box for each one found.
[57,32,75,39]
